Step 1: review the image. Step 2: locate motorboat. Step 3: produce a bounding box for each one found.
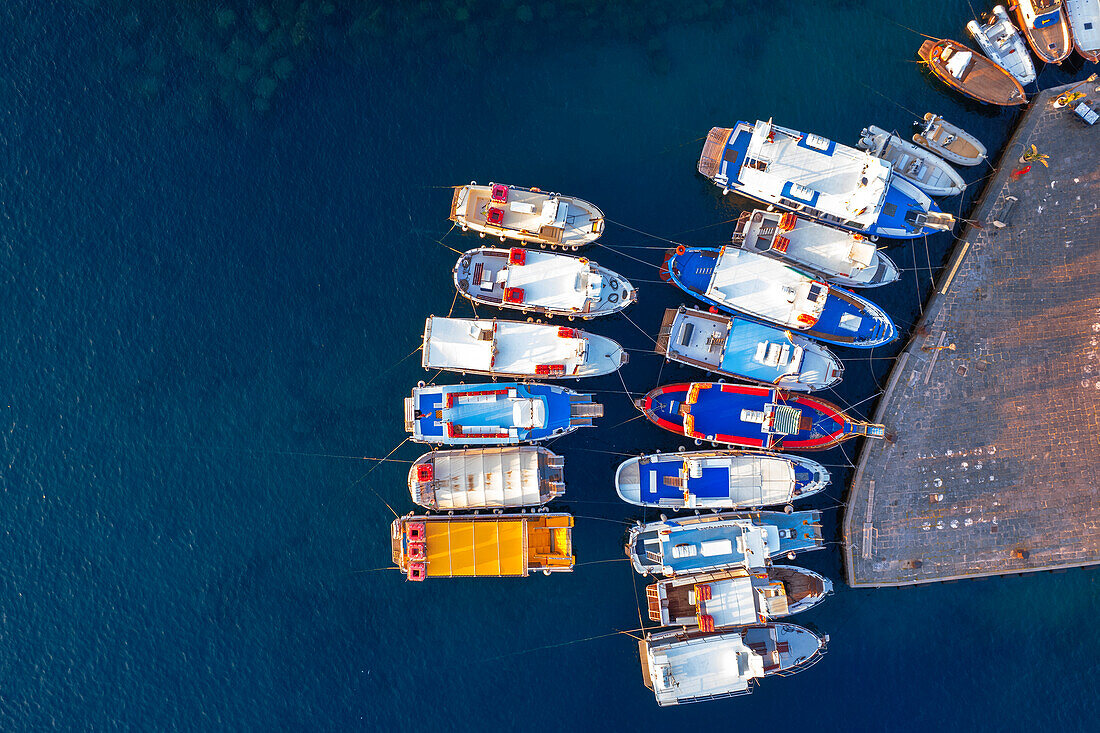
[654,306,843,391]
[912,113,989,167]
[919,38,1028,106]
[408,446,565,509]
[1013,0,1073,64]
[614,449,830,509]
[449,182,604,249]
[857,125,966,197]
[966,5,1038,85]
[453,247,636,318]
[1066,0,1100,61]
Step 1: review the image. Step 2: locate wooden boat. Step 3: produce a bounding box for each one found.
[919,38,1028,106]
[913,113,989,167]
[967,5,1037,85]
[421,316,627,379]
[645,566,835,628]
[1066,0,1100,61]
[453,247,636,319]
[655,306,844,392]
[391,513,574,580]
[639,624,827,705]
[1013,0,1073,64]
[408,446,565,509]
[857,125,966,197]
[449,182,604,249]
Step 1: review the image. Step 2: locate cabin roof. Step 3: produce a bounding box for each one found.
[704,248,824,328]
[414,447,548,509]
[649,634,761,703]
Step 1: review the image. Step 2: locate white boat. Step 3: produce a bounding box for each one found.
[408,446,565,509]
[1066,0,1100,61]
[857,125,966,197]
[615,449,830,509]
[449,182,604,249]
[639,624,827,706]
[732,209,899,288]
[912,113,989,167]
[453,247,636,319]
[967,5,1038,85]
[645,566,834,628]
[421,316,627,379]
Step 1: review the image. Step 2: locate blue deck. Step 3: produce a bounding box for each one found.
[720,318,801,383]
[717,123,753,185]
[638,460,733,501]
[814,290,895,346]
[869,178,944,239]
[412,382,576,442]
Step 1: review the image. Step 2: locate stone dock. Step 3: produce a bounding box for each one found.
[843,83,1100,587]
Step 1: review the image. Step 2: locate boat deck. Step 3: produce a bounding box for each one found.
[921,40,1026,106]
[1067,0,1100,56]
[843,85,1100,586]
[735,209,881,282]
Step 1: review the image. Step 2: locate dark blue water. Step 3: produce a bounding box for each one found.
[4,1,1099,729]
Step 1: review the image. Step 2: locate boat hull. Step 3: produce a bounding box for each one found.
[1014,0,1073,64]
[966,6,1037,85]
[913,113,988,167]
[1066,0,1100,61]
[919,38,1028,106]
[408,446,565,509]
[858,125,966,197]
[449,183,605,248]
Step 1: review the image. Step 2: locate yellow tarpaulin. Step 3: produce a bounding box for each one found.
[424,519,526,577]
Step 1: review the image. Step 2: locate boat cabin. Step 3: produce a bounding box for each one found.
[734,209,881,283]
[408,446,565,510]
[701,248,828,329]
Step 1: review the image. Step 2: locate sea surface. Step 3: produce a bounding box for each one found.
[3,1,1099,730]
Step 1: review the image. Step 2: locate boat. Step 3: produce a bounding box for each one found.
[1066,0,1100,61]
[614,449,830,509]
[857,125,966,197]
[404,381,602,445]
[639,623,827,705]
[918,38,1028,106]
[966,5,1038,85]
[1013,0,1073,64]
[665,246,897,349]
[453,247,636,319]
[449,182,604,249]
[731,209,900,288]
[638,382,886,451]
[391,513,574,580]
[408,446,565,510]
[421,316,627,379]
[696,119,953,239]
[912,113,989,167]
[625,511,824,576]
[655,306,843,392]
[645,566,834,628]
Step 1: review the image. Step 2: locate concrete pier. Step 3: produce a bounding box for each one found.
[843,84,1100,587]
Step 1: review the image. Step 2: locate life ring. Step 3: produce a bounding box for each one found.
[675,245,686,255]
[459,279,469,291]
[608,278,619,290]
[461,256,471,268]
[608,292,619,303]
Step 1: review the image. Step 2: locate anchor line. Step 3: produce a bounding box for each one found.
[923,234,936,291]
[618,310,660,347]
[594,242,663,270]
[910,238,924,315]
[477,626,649,662]
[606,218,685,247]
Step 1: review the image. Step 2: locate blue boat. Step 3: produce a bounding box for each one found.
[625,511,824,576]
[404,381,602,445]
[665,246,896,349]
[615,449,829,510]
[696,120,955,239]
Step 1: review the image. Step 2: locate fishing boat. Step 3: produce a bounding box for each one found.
[912,113,989,167]
[639,623,827,706]
[408,446,565,510]
[391,513,574,580]
[655,306,843,391]
[731,209,900,288]
[449,182,604,249]
[696,119,953,239]
[625,511,823,576]
[453,247,636,319]
[638,382,886,451]
[966,5,1038,85]
[645,566,834,628]
[919,38,1028,106]
[404,381,602,445]
[857,125,966,197]
[614,449,830,510]
[421,316,627,379]
[1013,0,1073,64]
[665,246,897,349]
[1066,0,1100,61]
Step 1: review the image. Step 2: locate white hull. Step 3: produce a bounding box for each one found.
[858,125,965,197]
[966,6,1037,85]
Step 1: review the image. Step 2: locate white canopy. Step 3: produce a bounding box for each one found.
[427,447,543,509]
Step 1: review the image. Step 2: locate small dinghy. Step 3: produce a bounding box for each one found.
[638,382,886,451]
[421,316,627,379]
[1013,0,1073,64]
[625,510,824,576]
[857,125,966,197]
[405,381,602,445]
[666,246,897,349]
[453,247,636,319]
[645,566,835,628]
[615,449,830,509]
[1066,0,1100,61]
[967,5,1038,85]
[655,306,844,392]
[449,182,604,249]
[919,38,1028,106]
[409,446,565,510]
[913,113,988,167]
[732,209,900,288]
[640,624,827,705]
